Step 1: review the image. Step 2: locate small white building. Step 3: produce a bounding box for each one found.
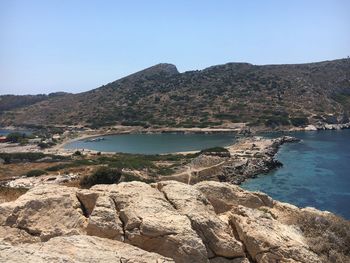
[52,134,61,140]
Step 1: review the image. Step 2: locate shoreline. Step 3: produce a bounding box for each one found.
[57,124,348,156]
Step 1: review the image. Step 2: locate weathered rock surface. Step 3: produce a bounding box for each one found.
[0,185,87,241]
[195,181,273,213]
[0,235,173,262]
[157,181,244,258]
[91,182,208,263]
[1,180,347,263]
[229,206,320,263]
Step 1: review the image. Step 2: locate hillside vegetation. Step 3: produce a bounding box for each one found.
[1,59,349,129]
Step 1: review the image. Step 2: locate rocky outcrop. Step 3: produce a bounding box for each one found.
[230,206,320,263]
[0,185,87,241]
[91,182,209,262]
[156,181,244,259]
[194,181,273,213]
[0,181,347,262]
[305,122,350,131]
[0,235,173,262]
[218,136,300,184]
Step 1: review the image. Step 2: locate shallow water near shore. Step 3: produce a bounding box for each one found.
[64,133,235,154]
[242,129,350,219]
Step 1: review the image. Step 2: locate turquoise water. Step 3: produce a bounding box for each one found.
[242,130,350,219]
[65,133,235,154]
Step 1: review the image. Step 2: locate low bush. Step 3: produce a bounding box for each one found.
[38,142,49,149]
[122,172,155,183]
[298,212,350,263]
[290,117,309,127]
[0,152,67,164]
[79,167,121,188]
[26,169,47,177]
[200,147,229,153]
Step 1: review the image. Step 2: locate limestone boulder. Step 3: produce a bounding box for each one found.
[86,194,124,240]
[0,235,173,263]
[157,181,245,258]
[0,226,40,245]
[229,206,320,263]
[91,182,208,263]
[0,185,87,241]
[195,181,273,213]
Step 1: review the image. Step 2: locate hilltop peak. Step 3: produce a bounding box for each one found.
[120,63,179,82]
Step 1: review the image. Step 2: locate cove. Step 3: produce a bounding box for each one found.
[64,133,235,154]
[242,129,350,219]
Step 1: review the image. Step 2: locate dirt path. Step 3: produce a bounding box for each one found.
[169,160,227,185]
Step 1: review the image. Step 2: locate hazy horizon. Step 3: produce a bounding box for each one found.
[1,0,349,95]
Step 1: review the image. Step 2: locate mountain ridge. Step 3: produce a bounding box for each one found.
[1,58,349,129]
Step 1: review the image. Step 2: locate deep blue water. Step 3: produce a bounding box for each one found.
[65,133,235,154]
[242,130,350,219]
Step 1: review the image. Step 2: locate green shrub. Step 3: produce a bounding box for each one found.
[122,172,155,183]
[26,169,47,177]
[38,142,49,149]
[74,150,82,156]
[264,116,290,127]
[79,167,121,188]
[6,132,26,143]
[290,117,309,127]
[0,152,67,164]
[200,147,229,153]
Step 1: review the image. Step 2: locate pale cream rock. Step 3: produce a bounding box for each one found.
[0,185,87,241]
[229,206,320,263]
[195,181,273,213]
[157,181,245,258]
[91,182,209,263]
[0,235,174,263]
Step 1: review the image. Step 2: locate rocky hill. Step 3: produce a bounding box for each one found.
[0,181,349,262]
[1,59,350,129]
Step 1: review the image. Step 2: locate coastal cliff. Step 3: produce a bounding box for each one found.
[0,181,349,263]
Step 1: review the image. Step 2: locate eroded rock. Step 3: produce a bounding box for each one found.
[0,185,87,241]
[91,182,208,263]
[157,181,245,258]
[229,206,320,263]
[0,235,173,263]
[195,181,273,213]
[0,180,346,263]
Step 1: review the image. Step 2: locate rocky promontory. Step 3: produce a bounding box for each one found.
[0,181,348,263]
[164,136,301,185]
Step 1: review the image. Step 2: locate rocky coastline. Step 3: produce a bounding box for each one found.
[166,136,301,186]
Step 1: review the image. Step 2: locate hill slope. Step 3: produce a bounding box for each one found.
[1,59,349,129]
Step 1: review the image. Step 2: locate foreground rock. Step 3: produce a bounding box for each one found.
[0,181,349,263]
[0,235,173,262]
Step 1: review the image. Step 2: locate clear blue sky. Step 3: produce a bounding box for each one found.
[1,0,349,95]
